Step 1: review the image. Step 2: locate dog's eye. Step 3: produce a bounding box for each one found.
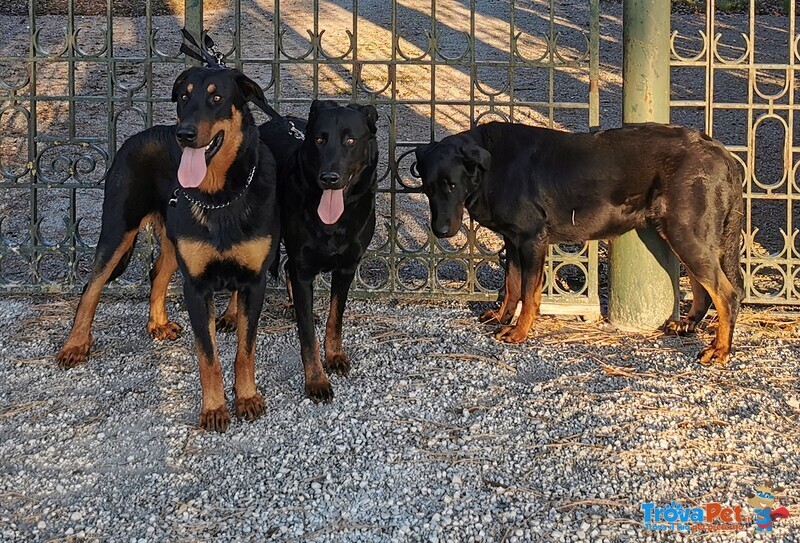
[180,94,188,102]
[213,95,222,103]
[345,137,355,146]
[315,137,324,145]
[446,180,457,192]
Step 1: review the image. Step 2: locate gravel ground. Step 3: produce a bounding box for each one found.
[1,294,798,542]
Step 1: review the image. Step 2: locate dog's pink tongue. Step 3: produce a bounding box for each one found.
[177,147,207,188]
[317,189,344,225]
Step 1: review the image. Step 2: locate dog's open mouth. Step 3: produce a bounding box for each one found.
[177,131,224,189]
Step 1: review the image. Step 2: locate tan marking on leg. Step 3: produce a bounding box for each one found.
[303,340,332,400]
[495,267,544,344]
[696,277,737,366]
[234,292,257,400]
[196,320,230,432]
[56,229,139,368]
[480,259,521,325]
[324,293,349,375]
[147,228,182,341]
[233,294,265,421]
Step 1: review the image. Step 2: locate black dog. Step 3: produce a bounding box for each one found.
[56,67,280,432]
[222,100,378,400]
[415,122,743,365]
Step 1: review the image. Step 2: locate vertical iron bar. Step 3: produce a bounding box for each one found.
[389,0,399,294]
[145,0,153,126]
[108,0,115,154]
[744,0,754,301]
[235,0,242,70]
[28,0,38,286]
[788,0,796,302]
[589,0,599,130]
[185,0,204,67]
[273,0,281,110]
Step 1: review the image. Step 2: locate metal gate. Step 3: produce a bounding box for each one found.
[2,1,796,308]
[0,0,601,314]
[670,0,800,305]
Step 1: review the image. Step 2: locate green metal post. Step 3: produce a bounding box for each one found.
[184,0,204,66]
[608,0,679,330]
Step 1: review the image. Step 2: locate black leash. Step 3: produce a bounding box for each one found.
[180,28,290,125]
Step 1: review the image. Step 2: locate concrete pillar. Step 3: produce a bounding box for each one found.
[608,0,680,330]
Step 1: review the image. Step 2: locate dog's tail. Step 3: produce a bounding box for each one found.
[720,155,744,301]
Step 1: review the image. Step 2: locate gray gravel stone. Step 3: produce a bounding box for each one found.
[1,294,798,542]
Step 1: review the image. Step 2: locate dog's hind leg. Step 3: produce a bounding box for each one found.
[184,281,230,432]
[665,240,739,365]
[216,292,238,333]
[146,225,182,341]
[495,237,547,344]
[233,276,267,422]
[664,272,711,335]
[288,263,333,402]
[480,238,521,325]
[324,268,356,376]
[56,223,141,368]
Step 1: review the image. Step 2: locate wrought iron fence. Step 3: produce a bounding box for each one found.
[0,0,602,314]
[670,0,799,305]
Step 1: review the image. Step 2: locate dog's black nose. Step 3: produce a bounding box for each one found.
[432,223,451,238]
[319,172,340,188]
[176,124,198,145]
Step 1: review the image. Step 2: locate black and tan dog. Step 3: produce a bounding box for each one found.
[222,100,378,400]
[55,66,279,431]
[415,122,743,365]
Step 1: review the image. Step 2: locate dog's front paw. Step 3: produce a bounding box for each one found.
[198,405,232,432]
[697,345,729,367]
[56,340,92,369]
[325,352,350,376]
[663,318,696,336]
[147,320,182,341]
[235,393,266,421]
[305,377,334,403]
[494,325,528,344]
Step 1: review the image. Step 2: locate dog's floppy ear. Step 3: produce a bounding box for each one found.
[347,104,378,134]
[460,140,491,174]
[171,68,194,102]
[414,142,435,164]
[310,98,325,118]
[413,142,436,178]
[235,71,266,104]
[309,99,339,118]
